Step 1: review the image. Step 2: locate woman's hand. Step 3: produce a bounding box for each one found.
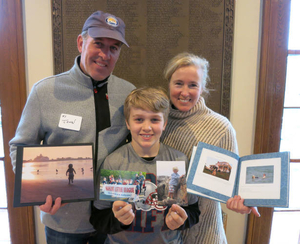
[165,204,188,230]
[112,201,135,225]
[226,195,260,217]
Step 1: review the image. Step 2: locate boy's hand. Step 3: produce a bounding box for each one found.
[112,201,135,225]
[39,195,67,215]
[165,204,188,230]
[226,195,260,217]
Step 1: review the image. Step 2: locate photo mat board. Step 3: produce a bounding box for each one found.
[52,0,235,118]
[186,142,290,207]
[14,144,95,207]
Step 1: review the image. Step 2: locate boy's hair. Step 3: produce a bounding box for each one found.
[173,166,178,171]
[124,87,170,122]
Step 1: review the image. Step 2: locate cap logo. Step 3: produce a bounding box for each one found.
[105,16,119,27]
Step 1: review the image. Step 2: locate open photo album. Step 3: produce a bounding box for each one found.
[13,144,95,207]
[186,142,290,207]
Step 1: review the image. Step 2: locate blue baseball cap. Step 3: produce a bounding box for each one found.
[82,11,129,47]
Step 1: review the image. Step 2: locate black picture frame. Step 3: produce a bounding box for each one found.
[13,143,95,207]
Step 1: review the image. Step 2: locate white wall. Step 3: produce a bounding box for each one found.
[222,0,262,243]
[22,1,53,243]
[23,1,262,243]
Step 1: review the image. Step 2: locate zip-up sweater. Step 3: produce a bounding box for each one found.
[9,56,135,234]
[161,96,238,244]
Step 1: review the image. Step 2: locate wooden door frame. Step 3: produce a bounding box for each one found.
[0,0,36,243]
[246,0,291,243]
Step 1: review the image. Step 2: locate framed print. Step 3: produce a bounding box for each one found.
[14,144,95,207]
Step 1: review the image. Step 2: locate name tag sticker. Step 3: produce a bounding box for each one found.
[58,114,82,131]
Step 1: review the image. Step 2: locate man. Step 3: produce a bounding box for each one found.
[9,10,135,243]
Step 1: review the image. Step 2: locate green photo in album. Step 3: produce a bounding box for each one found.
[186,142,290,207]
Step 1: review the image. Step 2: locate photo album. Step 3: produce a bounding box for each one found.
[99,161,188,211]
[13,144,95,207]
[186,142,290,207]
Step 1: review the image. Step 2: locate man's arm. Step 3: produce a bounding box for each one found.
[9,87,44,172]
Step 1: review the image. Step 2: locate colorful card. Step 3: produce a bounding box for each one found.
[99,161,188,211]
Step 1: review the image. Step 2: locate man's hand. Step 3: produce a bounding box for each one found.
[112,201,135,225]
[165,204,188,230]
[39,195,66,215]
[226,195,260,217]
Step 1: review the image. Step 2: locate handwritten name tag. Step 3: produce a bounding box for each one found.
[58,114,82,131]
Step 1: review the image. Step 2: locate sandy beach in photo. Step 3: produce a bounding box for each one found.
[20,178,94,204]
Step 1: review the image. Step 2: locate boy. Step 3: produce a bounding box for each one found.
[90,87,199,243]
[168,166,181,199]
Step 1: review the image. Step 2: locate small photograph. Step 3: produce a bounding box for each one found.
[99,169,146,201]
[156,161,188,207]
[100,169,163,211]
[246,165,274,184]
[203,157,232,181]
[14,144,94,207]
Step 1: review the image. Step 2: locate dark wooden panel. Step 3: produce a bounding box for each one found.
[246,0,290,243]
[52,0,235,118]
[0,0,36,243]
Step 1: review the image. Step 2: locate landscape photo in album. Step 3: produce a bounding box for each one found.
[203,156,232,181]
[245,165,274,184]
[14,144,95,207]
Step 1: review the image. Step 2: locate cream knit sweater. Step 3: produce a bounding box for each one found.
[161,97,238,244]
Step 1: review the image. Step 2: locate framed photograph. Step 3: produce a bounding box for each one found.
[13,144,95,207]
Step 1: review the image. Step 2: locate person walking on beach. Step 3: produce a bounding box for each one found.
[66,164,76,184]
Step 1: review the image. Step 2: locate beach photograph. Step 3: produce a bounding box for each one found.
[246,165,274,184]
[15,144,95,206]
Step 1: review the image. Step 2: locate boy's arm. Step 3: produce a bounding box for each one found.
[176,201,200,230]
[90,201,132,234]
[164,192,200,231]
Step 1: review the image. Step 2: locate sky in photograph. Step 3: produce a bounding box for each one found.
[23,145,93,161]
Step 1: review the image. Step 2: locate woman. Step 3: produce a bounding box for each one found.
[161,52,259,244]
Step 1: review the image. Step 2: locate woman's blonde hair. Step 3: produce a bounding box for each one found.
[163,52,210,94]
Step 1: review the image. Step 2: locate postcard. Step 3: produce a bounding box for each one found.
[186,142,290,207]
[99,161,187,211]
[13,144,95,207]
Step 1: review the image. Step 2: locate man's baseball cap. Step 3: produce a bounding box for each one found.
[82,11,129,47]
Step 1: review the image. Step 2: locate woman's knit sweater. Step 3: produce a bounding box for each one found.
[161,96,238,244]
